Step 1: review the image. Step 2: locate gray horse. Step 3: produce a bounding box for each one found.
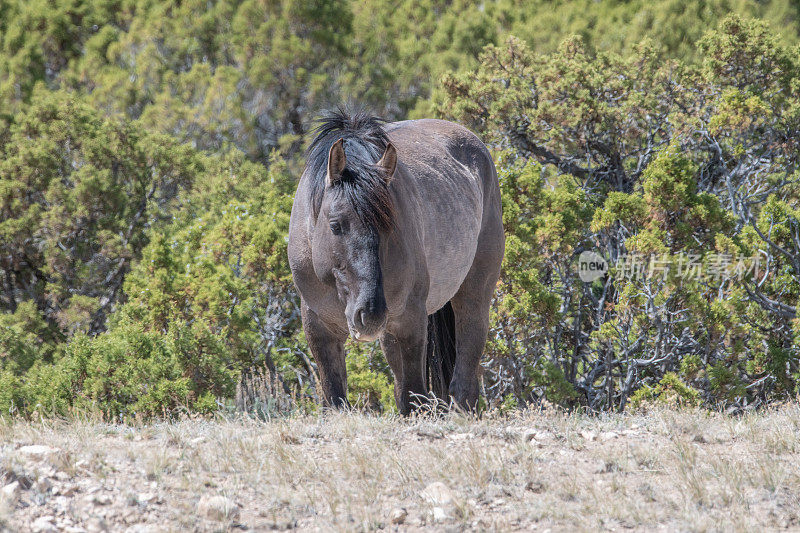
[288,110,504,413]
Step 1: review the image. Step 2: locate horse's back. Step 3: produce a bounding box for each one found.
[385,119,494,180]
[385,119,502,313]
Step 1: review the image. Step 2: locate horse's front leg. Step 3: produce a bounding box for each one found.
[301,300,349,408]
[380,310,428,415]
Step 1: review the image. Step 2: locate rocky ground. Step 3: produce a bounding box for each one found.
[1,405,800,532]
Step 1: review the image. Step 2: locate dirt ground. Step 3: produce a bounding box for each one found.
[1,404,799,532]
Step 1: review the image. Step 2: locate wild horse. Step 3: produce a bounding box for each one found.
[288,110,504,414]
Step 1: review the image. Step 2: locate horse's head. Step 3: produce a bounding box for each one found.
[311,137,397,342]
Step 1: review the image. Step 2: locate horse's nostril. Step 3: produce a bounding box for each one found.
[353,301,386,332]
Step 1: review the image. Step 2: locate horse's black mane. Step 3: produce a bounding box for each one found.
[306,108,394,231]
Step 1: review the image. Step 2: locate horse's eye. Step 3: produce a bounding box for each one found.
[330,221,342,235]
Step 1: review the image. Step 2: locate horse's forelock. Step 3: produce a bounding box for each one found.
[307,109,394,230]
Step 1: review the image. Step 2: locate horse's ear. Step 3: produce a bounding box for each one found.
[376,142,397,183]
[326,138,346,187]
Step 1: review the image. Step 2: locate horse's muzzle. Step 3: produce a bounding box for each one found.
[348,297,388,342]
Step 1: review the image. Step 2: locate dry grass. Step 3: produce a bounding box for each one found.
[1,404,800,532]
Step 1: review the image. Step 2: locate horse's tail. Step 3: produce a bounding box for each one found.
[426,301,457,400]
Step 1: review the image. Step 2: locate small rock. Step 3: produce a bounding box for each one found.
[1,481,20,502]
[600,431,618,441]
[19,445,60,458]
[37,466,56,479]
[93,493,112,505]
[137,492,157,505]
[432,506,452,522]
[420,482,454,505]
[197,495,240,521]
[421,482,457,522]
[390,507,408,524]
[32,516,57,533]
[55,471,70,481]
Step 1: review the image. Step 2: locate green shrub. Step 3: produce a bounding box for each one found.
[629,373,702,409]
[2,3,800,418]
[345,342,395,412]
[0,369,22,417]
[527,360,580,406]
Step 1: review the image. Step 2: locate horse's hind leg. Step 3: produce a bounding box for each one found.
[301,299,349,408]
[449,227,504,411]
[448,280,495,411]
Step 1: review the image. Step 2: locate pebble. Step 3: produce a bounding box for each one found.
[1,481,20,502]
[600,431,619,441]
[137,492,157,505]
[420,482,454,505]
[432,506,452,522]
[420,482,457,522]
[19,445,60,458]
[390,507,407,524]
[31,516,57,533]
[93,494,112,505]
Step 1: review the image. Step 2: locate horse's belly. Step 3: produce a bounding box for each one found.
[423,214,481,314]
